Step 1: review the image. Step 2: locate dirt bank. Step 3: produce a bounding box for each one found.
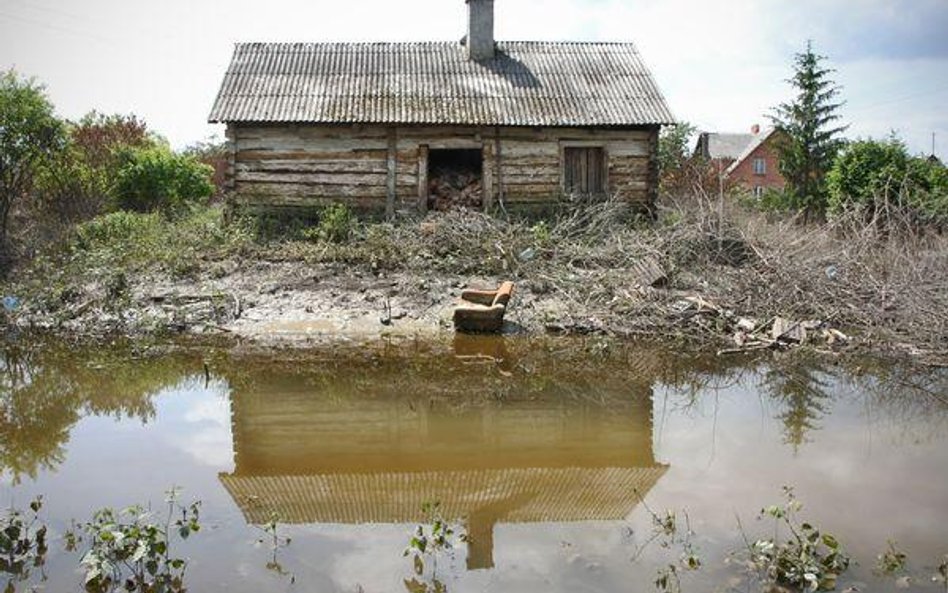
[6,257,650,346]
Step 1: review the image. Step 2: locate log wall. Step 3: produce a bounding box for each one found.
[229,123,659,216]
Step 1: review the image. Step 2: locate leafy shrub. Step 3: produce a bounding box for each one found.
[531,220,551,246]
[72,206,253,273]
[74,488,201,593]
[738,487,849,591]
[36,112,154,225]
[316,203,354,243]
[0,496,48,590]
[827,137,948,222]
[827,138,909,212]
[74,211,161,252]
[113,146,213,214]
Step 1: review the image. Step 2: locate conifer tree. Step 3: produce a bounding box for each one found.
[770,41,847,220]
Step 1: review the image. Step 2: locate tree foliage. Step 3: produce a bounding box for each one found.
[0,70,65,254]
[657,122,718,196]
[37,112,153,224]
[113,145,214,214]
[658,122,697,177]
[827,137,948,224]
[769,42,847,220]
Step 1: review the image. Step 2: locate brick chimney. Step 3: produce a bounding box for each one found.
[751,124,761,135]
[466,0,495,61]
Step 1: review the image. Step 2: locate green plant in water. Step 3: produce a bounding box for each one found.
[255,515,294,584]
[875,540,907,575]
[0,496,48,592]
[737,486,849,592]
[403,501,466,588]
[630,490,701,593]
[75,487,201,593]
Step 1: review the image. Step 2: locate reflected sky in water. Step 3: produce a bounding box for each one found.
[1,338,946,592]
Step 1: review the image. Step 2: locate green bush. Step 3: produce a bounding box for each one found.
[72,206,253,272]
[827,137,948,221]
[74,210,162,251]
[36,112,154,224]
[827,138,909,212]
[112,146,213,214]
[316,203,354,243]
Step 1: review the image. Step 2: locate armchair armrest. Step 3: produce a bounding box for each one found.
[459,289,498,305]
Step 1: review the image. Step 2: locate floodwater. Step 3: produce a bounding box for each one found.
[1,336,946,592]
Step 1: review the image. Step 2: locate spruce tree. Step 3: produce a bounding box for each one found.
[770,41,847,220]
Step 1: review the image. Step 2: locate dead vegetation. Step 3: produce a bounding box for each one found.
[3,190,947,363]
[298,189,948,360]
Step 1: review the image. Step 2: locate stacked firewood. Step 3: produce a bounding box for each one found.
[428,171,483,211]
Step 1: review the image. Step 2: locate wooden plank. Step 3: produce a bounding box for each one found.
[498,172,560,184]
[482,141,493,212]
[236,160,389,174]
[494,133,505,211]
[236,181,388,198]
[237,150,388,161]
[606,142,652,158]
[499,183,562,194]
[225,125,236,192]
[234,195,386,210]
[237,137,389,152]
[237,172,388,185]
[417,144,428,214]
[386,128,396,220]
[236,124,388,141]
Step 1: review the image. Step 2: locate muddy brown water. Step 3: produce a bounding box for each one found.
[1,336,946,592]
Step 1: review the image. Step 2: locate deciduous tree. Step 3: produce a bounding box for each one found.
[0,70,65,258]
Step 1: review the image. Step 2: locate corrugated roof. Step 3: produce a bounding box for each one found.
[219,466,668,524]
[698,133,755,160]
[208,41,674,126]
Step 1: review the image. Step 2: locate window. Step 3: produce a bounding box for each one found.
[754,186,764,198]
[753,157,766,175]
[563,147,606,195]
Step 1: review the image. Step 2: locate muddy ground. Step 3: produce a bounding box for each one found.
[7,258,597,346]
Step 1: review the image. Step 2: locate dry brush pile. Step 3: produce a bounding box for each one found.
[298,192,948,360]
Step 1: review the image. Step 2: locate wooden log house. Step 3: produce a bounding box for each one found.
[208,0,674,217]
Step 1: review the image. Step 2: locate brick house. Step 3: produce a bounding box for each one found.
[724,127,785,196]
[695,125,786,196]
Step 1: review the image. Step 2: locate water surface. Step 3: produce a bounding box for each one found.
[1,336,946,592]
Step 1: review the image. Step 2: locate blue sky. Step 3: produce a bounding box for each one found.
[1,0,945,158]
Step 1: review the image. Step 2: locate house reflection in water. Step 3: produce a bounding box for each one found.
[218,337,668,570]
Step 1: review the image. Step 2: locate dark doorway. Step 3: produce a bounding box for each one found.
[427,148,484,211]
[564,147,606,196]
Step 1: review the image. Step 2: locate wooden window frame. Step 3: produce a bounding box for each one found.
[559,142,609,196]
[753,157,767,176]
